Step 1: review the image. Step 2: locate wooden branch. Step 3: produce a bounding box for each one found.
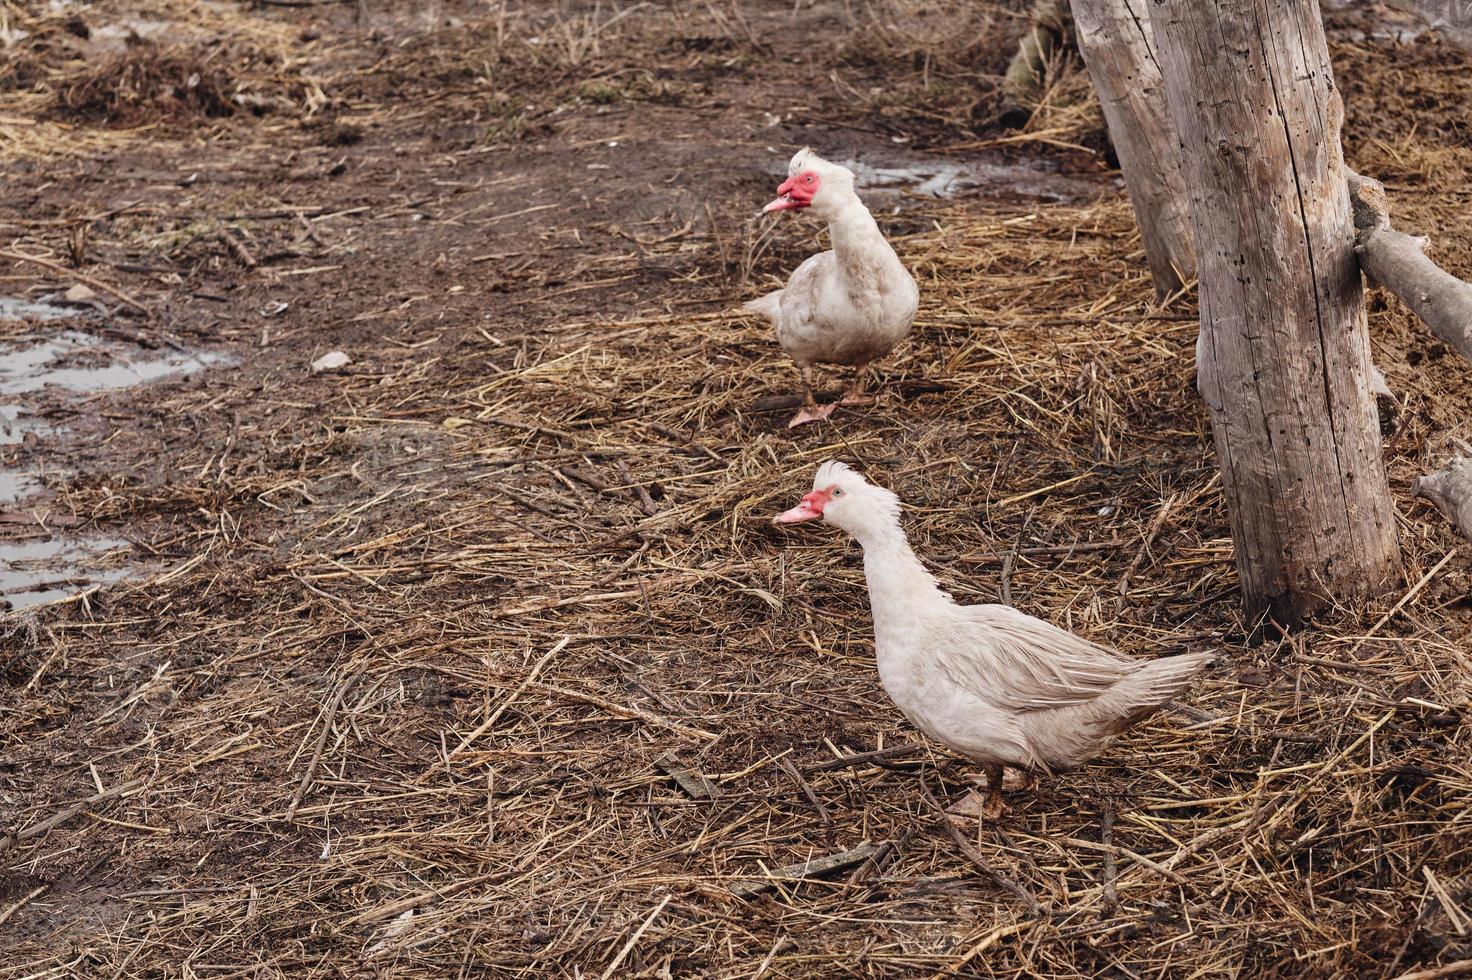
[917,778,1040,914]
[0,777,147,852]
[656,751,721,799]
[0,249,152,316]
[729,842,883,899]
[1347,169,1472,365]
[285,676,356,822]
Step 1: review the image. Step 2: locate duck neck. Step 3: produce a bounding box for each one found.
[825,197,898,283]
[853,520,947,652]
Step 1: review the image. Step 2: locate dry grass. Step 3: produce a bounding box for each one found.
[3,192,1470,977]
[1,2,1471,978]
[56,44,237,124]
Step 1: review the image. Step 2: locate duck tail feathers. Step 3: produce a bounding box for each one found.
[742,290,782,321]
[1120,651,1213,718]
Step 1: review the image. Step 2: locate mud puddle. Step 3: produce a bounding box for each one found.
[0,315,227,609]
[0,535,132,610]
[1,404,51,446]
[0,471,45,504]
[766,149,1099,205]
[0,296,78,322]
[0,329,225,395]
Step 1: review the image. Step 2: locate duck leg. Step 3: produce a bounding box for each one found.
[979,763,1007,820]
[838,362,873,405]
[788,365,836,427]
[946,762,1008,829]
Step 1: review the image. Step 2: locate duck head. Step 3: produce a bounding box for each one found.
[762,148,858,221]
[774,460,901,540]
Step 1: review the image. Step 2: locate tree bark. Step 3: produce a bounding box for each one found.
[1072,0,1195,296]
[1149,0,1402,623]
[1347,169,1472,364]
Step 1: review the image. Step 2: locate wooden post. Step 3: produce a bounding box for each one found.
[1149,0,1402,623]
[1072,0,1195,296]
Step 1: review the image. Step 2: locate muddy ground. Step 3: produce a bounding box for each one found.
[2,1,1471,977]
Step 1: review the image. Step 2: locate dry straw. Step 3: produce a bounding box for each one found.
[1,1,1470,978]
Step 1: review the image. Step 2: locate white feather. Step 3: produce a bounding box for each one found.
[804,461,1212,774]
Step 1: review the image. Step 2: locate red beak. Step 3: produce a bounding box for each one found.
[774,488,831,524]
[763,172,817,213]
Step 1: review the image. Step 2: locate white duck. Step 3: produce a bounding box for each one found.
[744,149,919,428]
[775,461,1212,819]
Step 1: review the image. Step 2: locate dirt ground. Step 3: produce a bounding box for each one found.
[2,1,1471,977]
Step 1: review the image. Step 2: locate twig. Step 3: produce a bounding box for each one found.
[959,539,1127,562]
[1389,960,1472,980]
[0,777,147,852]
[0,249,152,315]
[1348,549,1457,656]
[802,744,928,773]
[918,777,1040,915]
[529,680,718,741]
[599,894,671,980]
[1000,504,1037,606]
[657,751,721,799]
[344,871,514,926]
[779,758,831,828]
[1118,492,1178,597]
[619,460,658,516]
[0,885,47,929]
[451,636,570,756]
[731,843,884,899]
[926,920,1038,979]
[285,676,356,822]
[218,229,258,269]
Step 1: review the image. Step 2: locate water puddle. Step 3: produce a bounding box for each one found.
[0,324,229,608]
[0,330,224,396]
[0,405,51,447]
[0,296,80,322]
[768,152,1098,205]
[0,535,132,610]
[0,471,44,504]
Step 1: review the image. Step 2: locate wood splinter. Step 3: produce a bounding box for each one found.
[654,751,721,799]
[729,842,883,899]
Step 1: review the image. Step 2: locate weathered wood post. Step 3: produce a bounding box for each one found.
[1148,0,1402,623]
[1072,0,1194,296]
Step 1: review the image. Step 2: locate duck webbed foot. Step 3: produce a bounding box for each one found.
[788,365,836,426]
[947,763,1009,825]
[788,402,837,427]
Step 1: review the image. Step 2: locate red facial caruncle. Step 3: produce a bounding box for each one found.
[763,170,821,213]
[774,484,837,523]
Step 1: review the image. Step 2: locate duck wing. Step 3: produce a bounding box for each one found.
[743,252,830,325]
[935,604,1139,713]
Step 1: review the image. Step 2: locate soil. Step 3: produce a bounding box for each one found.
[1,1,1470,977]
